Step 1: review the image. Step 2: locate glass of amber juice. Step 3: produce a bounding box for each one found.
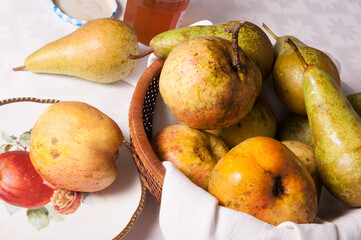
[123,0,190,46]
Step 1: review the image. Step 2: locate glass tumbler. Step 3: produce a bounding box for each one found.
[123,0,190,46]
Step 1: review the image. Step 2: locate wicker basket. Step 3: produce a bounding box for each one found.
[129,59,166,204]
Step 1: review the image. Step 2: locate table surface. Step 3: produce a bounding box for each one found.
[2,0,361,239]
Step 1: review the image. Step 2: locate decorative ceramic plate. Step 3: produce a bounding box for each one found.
[0,98,145,240]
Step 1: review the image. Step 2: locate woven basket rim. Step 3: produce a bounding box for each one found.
[129,59,166,204]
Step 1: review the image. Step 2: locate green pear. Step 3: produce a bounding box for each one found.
[207,101,277,149]
[14,18,138,83]
[159,22,262,130]
[348,92,361,116]
[277,93,361,147]
[263,24,340,115]
[277,113,314,146]
[131,21,274,80]
[288,38,361,206]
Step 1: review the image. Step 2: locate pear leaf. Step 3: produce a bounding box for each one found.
[18,131,31,148]
[45,204,65,222]
[14,146,24,151]
[1,131,16,143]
[4,203,21,215]
[27,207,50,230]
[81,192,93,204]
[0,144,14,153]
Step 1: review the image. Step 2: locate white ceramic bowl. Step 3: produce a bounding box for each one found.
[49,0,118,26]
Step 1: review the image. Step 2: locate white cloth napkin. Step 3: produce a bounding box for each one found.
[160,162,361,240]
[147,20,361,240]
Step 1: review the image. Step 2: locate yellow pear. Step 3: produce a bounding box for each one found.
[14,18,138,83]
[208,137,317,225]
[282,140,322,200]
[29,101,123,192]
[207,102,277,149]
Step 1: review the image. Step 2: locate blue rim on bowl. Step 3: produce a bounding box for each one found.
[49,0,118,26]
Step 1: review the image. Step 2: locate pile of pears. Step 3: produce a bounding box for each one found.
[14,16,361,209]
[281,38,361,206]
[146,20,361,209]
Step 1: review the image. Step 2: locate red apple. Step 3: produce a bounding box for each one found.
[0,151,54,208]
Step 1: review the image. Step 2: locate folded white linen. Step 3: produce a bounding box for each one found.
[159,162,350,240]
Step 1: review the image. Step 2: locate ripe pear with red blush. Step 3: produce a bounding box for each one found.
[151,124,229,190]
[159,22,262,130]
[29,101,123,192]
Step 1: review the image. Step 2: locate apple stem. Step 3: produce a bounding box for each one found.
[286,38,309,69]
[15,140,27,151]
[262,23,279,41]
[225,21,246,73]
[12,65,26,71]
[128,49,154,60]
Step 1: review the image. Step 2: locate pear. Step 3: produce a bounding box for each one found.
[13,18,138,83]
[131,21,274,80]
[151,124,229,190]
[348,92,361,116]
[277,93,361,147]
[263,24,340,115]
[159,22,262,130]
[207,101,277,149]
[29,101,123,192]
[277,113,314,146]
[287,38,361,206]
[282,140,322,201]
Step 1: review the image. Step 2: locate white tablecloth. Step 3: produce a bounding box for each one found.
[1,0,361,239]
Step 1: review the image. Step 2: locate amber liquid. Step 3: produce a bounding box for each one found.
[123,0,190,46]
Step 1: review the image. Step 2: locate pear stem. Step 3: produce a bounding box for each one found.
[285,38,308,69]
[12,65,26,71]
[262,23,279,41]
[224,21,246,73]
[128,49,154,60]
